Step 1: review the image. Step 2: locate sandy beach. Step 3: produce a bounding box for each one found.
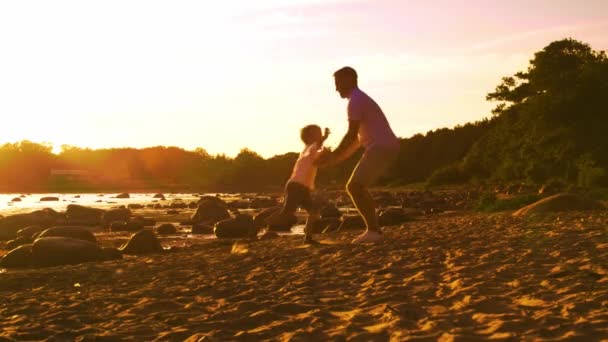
[2,208,607,341]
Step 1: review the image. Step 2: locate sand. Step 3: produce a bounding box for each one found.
[1,210,608,341]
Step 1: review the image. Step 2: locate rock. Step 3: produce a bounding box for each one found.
[115,193,130,199]
[167,210,180,215]
[153,193,166,200]
[66,204,105,225]
[188,202,198,209]
[120,230,163,255]
[10,197,21,202]
[156,223,177,235]
[338,215,366,231]
[73,195,81,198]
[127,203,144,209]
[191,223,214,235]
[40,197,59,201]
[259,231,279,240]
[0,208,62,241]
[38,226,97,244]
[110,220,143,232]
[132,216,156,227]
[228,200,250,209]
[101,208,131,226]
[250,197,277,209]
[0,244,33,268]
[253,206,297,231]
[169,202,187,209]
[198,195,227,207]
[401,207,424,217]
[320,204,342,219]
[100,247,123,261]
[513,193,605,216]
[214,214,255,239]
[6,236,34,250]
[378,207,413,226]
[311,217,341,234]
[191,199,230,224]
[154,204,162,209]
[32,237,104,267]
[16,225,44,238]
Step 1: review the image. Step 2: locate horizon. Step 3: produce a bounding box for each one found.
[1,0,607,158]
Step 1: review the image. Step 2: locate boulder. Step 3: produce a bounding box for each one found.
[188,202,198,209]
[250,197,277,209]
[110,220,143,232]
[115,193,130,199]
[32,237,104,267]
[132,216,156,227]
[320,204,342,219]
[191,223,214,235]
[40,197,59,202]
[259,231,279,240]
[378,207,413,227]
[65,204,105,226]
[338,215,366,231]
[10,197,21,202]
[127,203,144,209]
[197,195,227,207]
[253,206,297,231]
[101,208,131,226]
[167,210,180,215]
[156,223,177,235]
[37,226,97,244]
[153,193,166,200]
[311,217,341,234]
[513,193,605,216]
[170,202,188,209]
[120,230,164,255]
[16,225,44,238]
[191,200,230,224]
[214,214,255,239]
[0,244,33,268]
[101,247,123,261]
[0,208,62,241]
[5,236,34,250]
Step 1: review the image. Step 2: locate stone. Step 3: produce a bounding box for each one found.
[101,208,131,226]
[16,225,45,238]
[115,193,130,199]
[191,223,214,235]
[0,244,33,268]
[378,207,413,226]
[156,223,177,235]
[214,214,255,239]
[250,197,277,209]
[120,229,164,255]
[320,204,342,219]
[65,204,105,226]
[191,199,230,224]
[153,193,166,199]
[338,215,366,231]
[513,193,605,216]
[32,237,103,267]
[259,231,279,240]
[127,203,144,209]
[10,197,21,202]
[253,206,297,231]
[37,226,97,244]
[100,247,123,261]
[5,236,34,250]
[40,197,59,201]
[167,210,180,215]
[0,208,62,241]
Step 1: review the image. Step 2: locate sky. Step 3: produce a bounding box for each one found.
[1,0,607,157]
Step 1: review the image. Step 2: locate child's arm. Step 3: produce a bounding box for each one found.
[320,128,331,146]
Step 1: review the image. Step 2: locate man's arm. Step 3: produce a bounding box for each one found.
[316,120,360,167]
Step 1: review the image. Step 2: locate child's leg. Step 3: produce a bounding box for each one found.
[266,182,301,226]
[304,210,320,242]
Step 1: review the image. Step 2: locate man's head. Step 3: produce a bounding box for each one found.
[333,66,358,98]
[300,124,323,145]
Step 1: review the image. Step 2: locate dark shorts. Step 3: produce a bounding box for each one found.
[283,181,318,213]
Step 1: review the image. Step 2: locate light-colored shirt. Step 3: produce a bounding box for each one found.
[289,142,321,190]
[348,88,399,149]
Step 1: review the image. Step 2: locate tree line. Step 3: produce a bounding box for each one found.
[1,38,606,192]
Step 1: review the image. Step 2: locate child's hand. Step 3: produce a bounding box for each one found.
[323,127,331,138]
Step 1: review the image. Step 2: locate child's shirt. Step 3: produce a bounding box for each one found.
[289,142,321,190]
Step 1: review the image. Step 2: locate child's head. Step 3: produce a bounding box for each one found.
[300,125,323,145]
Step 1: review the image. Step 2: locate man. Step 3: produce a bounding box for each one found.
[316,66,400,243]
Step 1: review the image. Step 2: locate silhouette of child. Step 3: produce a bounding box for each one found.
[266,125,330,243]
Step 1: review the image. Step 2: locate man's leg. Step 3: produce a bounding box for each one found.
[346,181,379,232]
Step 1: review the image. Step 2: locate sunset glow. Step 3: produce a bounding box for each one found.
[1,0,607,157]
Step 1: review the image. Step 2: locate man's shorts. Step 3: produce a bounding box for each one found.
[348,144,400,187]
[283,181,319,213]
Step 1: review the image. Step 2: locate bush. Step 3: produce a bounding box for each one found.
[475,193,541,212]
[426,163,469,186]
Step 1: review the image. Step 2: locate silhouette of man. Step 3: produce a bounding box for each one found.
[316,67,400,243]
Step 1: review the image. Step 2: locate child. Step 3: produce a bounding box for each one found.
[266,124,330,243]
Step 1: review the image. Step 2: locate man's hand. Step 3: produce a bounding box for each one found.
[314,148,334,168]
